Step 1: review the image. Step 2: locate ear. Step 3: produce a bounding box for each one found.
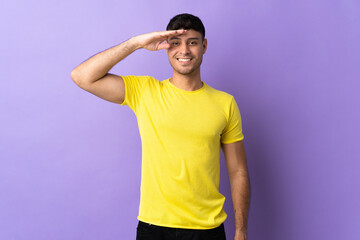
[202,38,208,54]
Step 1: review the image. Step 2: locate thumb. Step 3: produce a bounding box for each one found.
[158,41,170,50]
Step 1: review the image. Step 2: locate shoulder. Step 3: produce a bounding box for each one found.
[121,75,160,87]
[205,83,235,103]
[121,75,158,81]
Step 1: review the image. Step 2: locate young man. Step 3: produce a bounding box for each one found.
[71,13,250,240]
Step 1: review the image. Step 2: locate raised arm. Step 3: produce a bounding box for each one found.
[221,140,250,240]
[70,29,187,104]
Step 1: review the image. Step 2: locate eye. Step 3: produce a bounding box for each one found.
[189,41,197,45]
[172,42,180,46]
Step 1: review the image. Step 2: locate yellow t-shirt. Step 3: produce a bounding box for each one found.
[120,75,244,229]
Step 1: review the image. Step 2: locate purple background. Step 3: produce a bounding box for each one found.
[1,0,359,239]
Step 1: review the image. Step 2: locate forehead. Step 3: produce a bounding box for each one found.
[168,29,202,41]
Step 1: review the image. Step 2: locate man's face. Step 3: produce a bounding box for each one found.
[166,29,207,76]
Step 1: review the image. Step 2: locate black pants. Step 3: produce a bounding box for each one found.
[136,220,226,240]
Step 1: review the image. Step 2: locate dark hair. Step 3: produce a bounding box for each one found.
[166,13,205,40]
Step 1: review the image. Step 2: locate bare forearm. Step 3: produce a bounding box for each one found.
[230,172,250,233]
[71,30,187,86]
[71,37,140,84]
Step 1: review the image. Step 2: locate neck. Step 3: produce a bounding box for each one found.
[170,69,203,91]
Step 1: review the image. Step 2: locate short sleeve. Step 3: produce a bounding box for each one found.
[120,75,150,113]
[220,96,244,144]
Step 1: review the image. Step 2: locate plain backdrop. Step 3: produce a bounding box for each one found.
[1,0,359,239]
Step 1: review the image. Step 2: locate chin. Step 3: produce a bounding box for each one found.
[174,68,197,75]
[170,63,201,76]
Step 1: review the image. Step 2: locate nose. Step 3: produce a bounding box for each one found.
[179,43,190,55]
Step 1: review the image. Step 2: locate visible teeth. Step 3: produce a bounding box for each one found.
[178,58,191,62]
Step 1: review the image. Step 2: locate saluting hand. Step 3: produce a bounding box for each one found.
[132,29,187,51]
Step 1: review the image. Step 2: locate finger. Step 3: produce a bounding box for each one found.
[158,29,187,38]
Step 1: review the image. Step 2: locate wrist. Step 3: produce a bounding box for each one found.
[235,227,247,233]
[125,36,142,51]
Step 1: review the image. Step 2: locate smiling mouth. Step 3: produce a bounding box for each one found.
[176,58,193,62]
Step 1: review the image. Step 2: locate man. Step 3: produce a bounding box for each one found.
[71,13,250,240]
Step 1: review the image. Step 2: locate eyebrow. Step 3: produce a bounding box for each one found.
[168,37,201,41]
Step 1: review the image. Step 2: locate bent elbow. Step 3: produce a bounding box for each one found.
[71,70,83,86]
